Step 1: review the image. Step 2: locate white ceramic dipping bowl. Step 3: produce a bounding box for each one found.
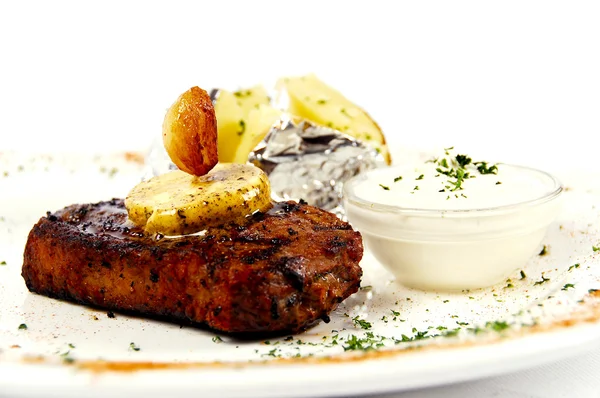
[343,164,563,291]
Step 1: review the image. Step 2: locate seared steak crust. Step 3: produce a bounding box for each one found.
[22,199,363,333]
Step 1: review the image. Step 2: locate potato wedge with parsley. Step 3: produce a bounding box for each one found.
[215,85,274,163]
[279,74,391,164]
[232,104,282,164]
[214,90,245,163]
[233,85,271,114]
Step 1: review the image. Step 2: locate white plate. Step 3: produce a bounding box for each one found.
[1,151,600,398]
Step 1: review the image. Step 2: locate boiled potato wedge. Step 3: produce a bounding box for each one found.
[232,104,282,164]
[233,85,271,114]
[215,90,245,163]
[215,85,277,163]
[279,74,391,164]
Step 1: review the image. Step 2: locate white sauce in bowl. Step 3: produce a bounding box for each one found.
[355,163,556,211]
[343,154,563,291]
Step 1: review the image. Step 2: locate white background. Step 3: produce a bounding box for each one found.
[1,1,599,172]
[1,1,599,397]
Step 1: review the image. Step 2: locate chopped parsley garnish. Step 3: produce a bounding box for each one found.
[340,108,352,118]
[237,120,246,135]
[496,181,502,185]
[450,168,467,191]
[486,320,510,332]
[60,350,74,364]
[352,316,372,330]
[262,348,280,357]
[316,99,327,104]
[68,343,75,349]
[0,261,6,266]
[129,342,140,351]
[562,283,575,291]
[212,336,223,343]
[18,323,27,330]
[455,154,472,168]
[429,149,496,193]
[440,328,461,337]
[568,263,580,271]
[539,245,548,256]
[379,184,390,191]
[534,274,550,285]
[474,162,498,175]
[520,270,527,279]
[411,328,430,340]
[393,176,402,182]
[343,333,384,351]
[593,246,600,252]
[234,89,253,98]
[413,185,420,191]
[416,174,424,180]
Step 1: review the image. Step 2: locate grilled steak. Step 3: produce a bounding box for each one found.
[22,199,363,333]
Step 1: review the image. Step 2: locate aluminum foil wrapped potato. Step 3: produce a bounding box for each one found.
[249,115,383,215]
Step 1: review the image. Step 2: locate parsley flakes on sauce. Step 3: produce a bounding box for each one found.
[384,148,499,197]
[428,148,499,194]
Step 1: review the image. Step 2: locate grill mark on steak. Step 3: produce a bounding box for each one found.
[22,199,363,334]
[273,257,306,292]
